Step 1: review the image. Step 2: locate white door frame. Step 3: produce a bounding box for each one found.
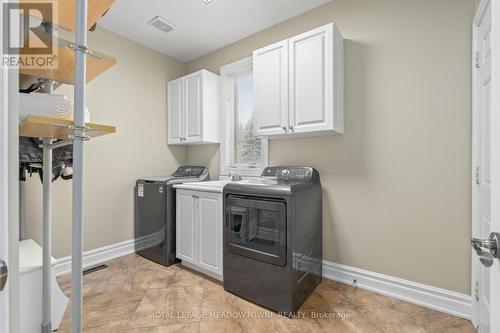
[472,0,500,332]
[7,63,20,333]
[489,0,500,332]
[1,0,20,331]
[0,0,10,330]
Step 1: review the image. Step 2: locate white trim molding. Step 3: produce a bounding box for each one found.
[53,239,135,277]
[322,261,472,320]
[52,239,472,320]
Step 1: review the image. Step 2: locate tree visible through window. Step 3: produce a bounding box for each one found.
[234,74,262,166]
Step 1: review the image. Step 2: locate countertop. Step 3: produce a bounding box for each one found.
[174,180,231,193]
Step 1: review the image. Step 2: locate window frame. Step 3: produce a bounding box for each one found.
[220,57,268,177]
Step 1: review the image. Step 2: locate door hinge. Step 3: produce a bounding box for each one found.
[475,166,480,185]
[475,281,480,301]
[475,52,480,69]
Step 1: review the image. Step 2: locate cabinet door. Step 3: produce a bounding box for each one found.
[289,24,334,134]
[167,78,184,144]
[176,190,197,264]
[184,72,203,143]
[197,192,222,276]
[253,40,289,136]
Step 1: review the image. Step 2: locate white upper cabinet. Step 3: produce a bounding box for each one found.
[167,78,184,144]
[185,72,203,143]
[253,40,289,136]
[167,70,220,145]
[290,24,344,134]
[253,23,344,138]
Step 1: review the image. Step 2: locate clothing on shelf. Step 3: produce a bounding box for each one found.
[19,137,73,183]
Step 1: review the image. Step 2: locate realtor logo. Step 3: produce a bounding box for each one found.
[2,1,58,69]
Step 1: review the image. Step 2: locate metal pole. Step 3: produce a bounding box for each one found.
[72,0,88,332]
[41,139,52,333]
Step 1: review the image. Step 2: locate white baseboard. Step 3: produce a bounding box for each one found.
[322,261,472,320]
[53,239,472,320]
[53,239,135,277]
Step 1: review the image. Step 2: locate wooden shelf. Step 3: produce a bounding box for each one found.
[20,0,116,32]
[19,30,116,85]
[19,115,116,140]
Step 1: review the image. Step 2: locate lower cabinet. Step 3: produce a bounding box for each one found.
[176,189,223,281]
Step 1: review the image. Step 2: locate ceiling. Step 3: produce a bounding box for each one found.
[99,0,331,63]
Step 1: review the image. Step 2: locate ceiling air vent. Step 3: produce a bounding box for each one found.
[148,16,176,34]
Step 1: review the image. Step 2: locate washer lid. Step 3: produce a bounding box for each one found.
[137,176,173,182]
[139,166,209,183]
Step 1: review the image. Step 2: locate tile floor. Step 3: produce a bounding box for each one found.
[56,254,475,333]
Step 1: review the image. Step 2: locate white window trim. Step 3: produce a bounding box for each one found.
[219,57,268,177]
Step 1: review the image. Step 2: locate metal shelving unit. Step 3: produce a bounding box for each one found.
[18,1,117,332]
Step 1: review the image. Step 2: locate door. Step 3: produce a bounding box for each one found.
[184,72,203,143]
[253,40,289,136]
[289,24,333,134]
[197,192,222,276]
[472,1,500,332]
[167,78,184,144]
[225,195,287,266]
[176,190,197,264]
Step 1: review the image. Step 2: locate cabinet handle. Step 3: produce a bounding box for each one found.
[289,126,294,131]
[282,126,287,132]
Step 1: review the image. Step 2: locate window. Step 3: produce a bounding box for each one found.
[234,74,262,165]
[220,57,268,177]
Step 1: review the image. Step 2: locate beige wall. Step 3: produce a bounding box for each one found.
[25,27,187,258]
[186,0,475,294]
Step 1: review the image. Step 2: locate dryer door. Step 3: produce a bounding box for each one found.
[225,195,287,266]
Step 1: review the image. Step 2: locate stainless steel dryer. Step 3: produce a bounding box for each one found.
[223,166,322,314]
[134,166,210,266]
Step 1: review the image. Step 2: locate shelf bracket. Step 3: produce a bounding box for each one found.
[68,43,96,58]
[70,125,90,142]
